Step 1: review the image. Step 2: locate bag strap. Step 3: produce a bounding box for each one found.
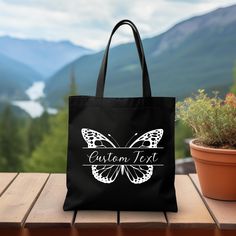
[96,19,152,98]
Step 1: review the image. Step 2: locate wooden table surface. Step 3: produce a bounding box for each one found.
[0,173,235,236]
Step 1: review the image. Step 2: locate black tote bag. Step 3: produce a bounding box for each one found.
[63,20,177,212]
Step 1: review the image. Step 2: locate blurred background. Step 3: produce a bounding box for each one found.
[0,0,236,173]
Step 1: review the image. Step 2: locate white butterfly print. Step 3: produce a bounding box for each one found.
[81,128,164,184]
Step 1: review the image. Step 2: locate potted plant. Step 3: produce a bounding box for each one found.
[176,90,236,200]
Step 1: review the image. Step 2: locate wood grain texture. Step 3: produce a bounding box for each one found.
[0,173,18,196]
[24,174,74,228]
[74,211,117,228]
[166,175,215,229]
[190,174,236,230]
[0,173,49,227]
[119,211,167,228]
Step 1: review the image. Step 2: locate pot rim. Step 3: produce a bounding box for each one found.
[190,139,236,155]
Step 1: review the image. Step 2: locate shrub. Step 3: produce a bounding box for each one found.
[176,90,236,149]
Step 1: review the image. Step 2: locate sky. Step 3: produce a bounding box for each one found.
[0,0,236,50]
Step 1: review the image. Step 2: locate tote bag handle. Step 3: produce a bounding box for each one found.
[96,19,152,98]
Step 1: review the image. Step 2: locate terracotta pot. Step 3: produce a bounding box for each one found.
[190,139,236,200]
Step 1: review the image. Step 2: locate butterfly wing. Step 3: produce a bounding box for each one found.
[81,128,120,184]
[81,128,116,148]
[129,129,164,148]
[92,165,121,184]
[124,165,153,184]
[124,129,164,184]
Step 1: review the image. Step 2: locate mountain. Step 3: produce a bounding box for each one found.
[45,4,236,106]
[0,36,93,78]
[0,52,42,101]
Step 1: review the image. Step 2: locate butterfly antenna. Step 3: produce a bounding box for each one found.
[108,134,120,147]
[125,133,138,147]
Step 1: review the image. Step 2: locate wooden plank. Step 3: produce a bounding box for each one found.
[190,174,236,230]
[120,211,167,228]
[0,173,49,227]
[0,173,18,196]
[74,211,117,228]
[166,175,215,228]
[25,174,74,228]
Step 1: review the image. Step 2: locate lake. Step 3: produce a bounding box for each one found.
[12,81,57,118]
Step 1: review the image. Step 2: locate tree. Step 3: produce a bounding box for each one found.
[63,66,78,104]
[0,104,24,171]
[70,66,77,96]
[26,69,77,172]
[25,109,68,172]
[27,111,50,155]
